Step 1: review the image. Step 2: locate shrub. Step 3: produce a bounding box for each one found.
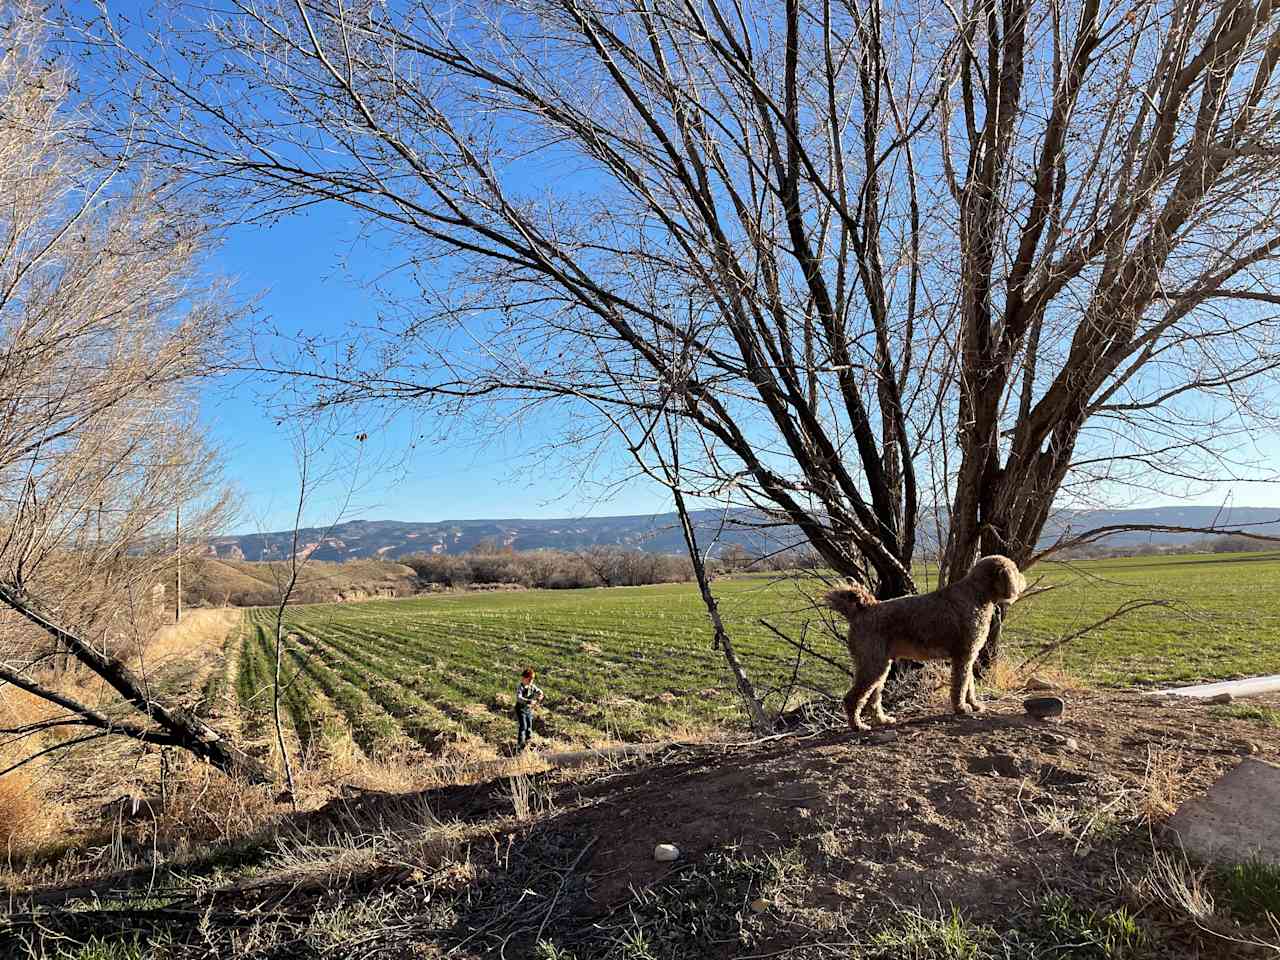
[399,548,694,590]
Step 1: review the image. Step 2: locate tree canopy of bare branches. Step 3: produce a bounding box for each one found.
[77,0,1280,598]
[0,4,263,780]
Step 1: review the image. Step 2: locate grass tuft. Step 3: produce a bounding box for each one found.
[48,933,154,960]
[1213,704,1280,727]
[868,908,990,959]
[1030,893,1148,959]
[1217,859,1280,923]
[1137,745,1184,821]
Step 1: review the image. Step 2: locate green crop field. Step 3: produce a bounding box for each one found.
[231,551,1280,755]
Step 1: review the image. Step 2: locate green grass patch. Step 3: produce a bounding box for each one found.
[1213,704,1280,726]
[867,908,991,959]
[1025,893,1147,959]
[48,936,152,960]
[861,895,1147,960]
[1217,859,1280,922]
[1007,551,1280,685]
[237,551,1280,751]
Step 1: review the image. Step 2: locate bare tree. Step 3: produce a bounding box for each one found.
[0,6,265,781]
[257,428,365,804]
[78,1,1280,609]
[576,546,627,588]
[937,0,1280,582]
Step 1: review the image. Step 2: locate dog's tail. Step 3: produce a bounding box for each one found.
[824,582,878,620]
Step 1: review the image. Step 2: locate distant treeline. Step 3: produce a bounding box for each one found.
[398,546,699,589]
[184,535,1273,609]
[1046,534,1279,560]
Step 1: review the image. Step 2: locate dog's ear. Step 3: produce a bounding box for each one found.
[972,556,1023,601]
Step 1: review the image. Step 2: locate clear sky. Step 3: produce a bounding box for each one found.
[208,207,677,534]
[207,203,1280,535]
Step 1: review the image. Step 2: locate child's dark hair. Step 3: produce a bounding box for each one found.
[521,667,535,679]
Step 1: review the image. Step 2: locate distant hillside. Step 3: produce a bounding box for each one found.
[205,505,1280,562]
[184,557,421,606]
[206,512,762,562]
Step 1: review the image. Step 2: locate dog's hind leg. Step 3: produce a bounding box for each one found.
[845,649,890,732]
[841,685,865,731]
[869,661,896,725]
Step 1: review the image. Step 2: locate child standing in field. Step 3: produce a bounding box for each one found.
[514,667,544,751]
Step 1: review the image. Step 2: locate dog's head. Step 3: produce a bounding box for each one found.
[968,555,1025,602]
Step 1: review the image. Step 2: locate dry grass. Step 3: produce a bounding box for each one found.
[143,608,241,665]
[0,759,65,859]
[983,655,1077,694]
[0,686,70,859]
[102,737,570,874]
[0,609,250,867]
[1139,848,1217,924]
[1138,745,1186,822]
[879,658,1072,713]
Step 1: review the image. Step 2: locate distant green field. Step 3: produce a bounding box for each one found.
[1002,551,1280,685]
[233,551,1280,754]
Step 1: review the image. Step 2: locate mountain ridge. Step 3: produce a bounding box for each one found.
[205,505,1280,562]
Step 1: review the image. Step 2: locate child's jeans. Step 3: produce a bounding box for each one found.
[516,708,533,749]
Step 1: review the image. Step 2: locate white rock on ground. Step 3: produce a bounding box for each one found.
[654,843,680,862]
[1166,759,1280,865]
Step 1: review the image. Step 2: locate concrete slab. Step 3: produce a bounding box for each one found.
[1166,759,1280,865]
[1147,675,1280,700]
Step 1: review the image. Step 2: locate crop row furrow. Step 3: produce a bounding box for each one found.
[294,619,630,743]
[278,636,404,754]
[284,623,476,748]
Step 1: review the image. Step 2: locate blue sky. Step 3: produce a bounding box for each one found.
[207,204,1280,535]
[208,208,674,533]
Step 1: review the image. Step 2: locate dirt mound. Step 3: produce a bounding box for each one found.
[522,690,1272,918]
[8,689,1278,958]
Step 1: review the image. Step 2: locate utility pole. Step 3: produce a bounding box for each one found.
[175,503,182,623]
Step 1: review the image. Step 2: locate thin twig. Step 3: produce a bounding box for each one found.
[534,836,597,945]
[759,619,854,678]
[1018,599,1178,672]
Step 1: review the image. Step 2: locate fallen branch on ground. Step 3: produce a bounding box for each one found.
[0,582,272,783]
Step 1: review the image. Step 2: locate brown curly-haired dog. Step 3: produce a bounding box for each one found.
[825,556,1026,731]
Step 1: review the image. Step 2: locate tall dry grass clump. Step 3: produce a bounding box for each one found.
[1139,746,1186,822]
[142,608,242,672]
[983,656,1077,694]
[0,689,67,857]
[0,764,44,853]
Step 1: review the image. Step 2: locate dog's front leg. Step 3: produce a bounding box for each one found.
[950,658,973,716]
